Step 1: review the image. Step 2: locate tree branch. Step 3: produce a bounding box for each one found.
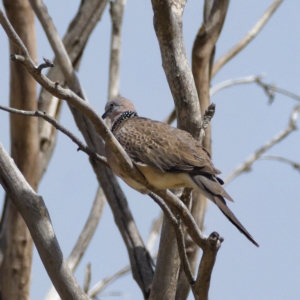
[108,0,126,100]
[212,0,283,77]
[0,143,89,300]
[0,105,109,167]
[259,156,300,173]
[225,104,300,184]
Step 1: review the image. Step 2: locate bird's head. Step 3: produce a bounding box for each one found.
[102,97,137,124]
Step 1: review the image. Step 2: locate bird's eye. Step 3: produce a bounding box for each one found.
[110,103,114,108]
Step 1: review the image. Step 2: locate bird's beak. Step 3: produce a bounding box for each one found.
[102,110,109,119]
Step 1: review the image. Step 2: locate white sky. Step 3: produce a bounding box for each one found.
[0,1,300,299]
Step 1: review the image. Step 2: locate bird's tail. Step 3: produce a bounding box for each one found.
[191,175,259,247]
[213,196,259,247]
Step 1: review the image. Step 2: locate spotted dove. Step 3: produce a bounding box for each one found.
[102,97,258,247]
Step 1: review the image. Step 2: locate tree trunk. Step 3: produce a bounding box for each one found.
[0,0,38,299]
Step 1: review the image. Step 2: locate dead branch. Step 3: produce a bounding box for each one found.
[83,263,92,294]
[259,156,300,173]
[192,0,229,127]
[0,105,109,167]
[88,265,130,298]
[212,0,283,77]
[224,104,300,185]
[151,0,201,136]
[0,143,89,300]
[210,74,300,103]
[146,213,163,255]
[108,0,126,100]
[38,0,108,177]
[0,1,38,298]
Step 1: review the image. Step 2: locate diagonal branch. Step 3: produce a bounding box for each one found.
[45,187,106,300]
[212,0,283,77]
[0,105,109,167]
[0,143,89,300]
[224,104,300,185]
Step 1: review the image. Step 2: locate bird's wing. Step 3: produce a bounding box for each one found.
[115,117,219,174]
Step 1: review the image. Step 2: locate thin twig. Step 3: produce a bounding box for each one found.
[83,263,92,293]
[224,104,300,185]
[0,105,109,167]
[37,56,55,72]
[259,156,300,172]
[88,265,130,298]
[212,0,283,77]
[210,75,266,96]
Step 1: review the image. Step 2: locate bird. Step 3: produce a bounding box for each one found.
[102,97,259,247]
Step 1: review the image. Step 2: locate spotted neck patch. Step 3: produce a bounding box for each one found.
[111,111,137,133]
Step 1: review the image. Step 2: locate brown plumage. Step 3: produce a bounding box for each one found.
[102,97,259,247]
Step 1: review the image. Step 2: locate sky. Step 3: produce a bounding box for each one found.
[0,1,300,300]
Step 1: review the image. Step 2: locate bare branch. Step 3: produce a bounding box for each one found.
[0,105,109,167]
[210,75,265,96]
[149,193,194,285]
[192,0,229,122]
[37,56,55,71]
[146,213,163,255]
[38,0,108,174]
[163,108,176,125]
[108,0,126,100]
[212,0,283,77]
[211,74,300,103]
[45,187,106,300]
[0,1,38,298]
[0,143,89,300]
[83,263,92,294]
[88,265,130,298]
[194,232,223,300]
[67,187,106,271]
[225,104,300,184]
[259,156,300,172]
[151,0,201,136]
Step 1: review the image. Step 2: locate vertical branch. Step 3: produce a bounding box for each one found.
[175,2,229,299]
[108,0,126,100]
[151,0,201,299]
[151,0,201,135]
[0,0,38,299]
[192,0,229,151]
